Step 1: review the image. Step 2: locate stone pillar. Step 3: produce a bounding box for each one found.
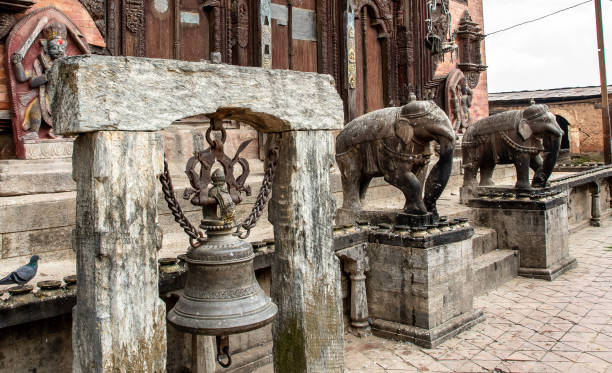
[591,182,602,227]
[337,244,370,333]
[72,131,166,372]
[269,131,344,373]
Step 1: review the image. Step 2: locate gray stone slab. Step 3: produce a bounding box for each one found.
[48,56,343,135]
[0,192,76,234]
[1,226,72,259]
[0,158,75,196]
[473,249,519,296]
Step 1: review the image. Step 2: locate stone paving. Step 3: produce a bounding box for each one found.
[341,220,612,373]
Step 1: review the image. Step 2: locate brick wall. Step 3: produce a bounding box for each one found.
[436,0,489,122]
[489,95,612,155]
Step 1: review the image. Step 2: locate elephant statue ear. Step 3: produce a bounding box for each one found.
[395,118,414,145]
[518,119,533,141]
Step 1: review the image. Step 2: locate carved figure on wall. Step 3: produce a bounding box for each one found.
[336,95,455,217]
[6,7,90,158]
[462,103,563,189]
[445,69,472,134]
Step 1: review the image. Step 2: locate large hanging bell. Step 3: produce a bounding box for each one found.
[167,169,277,336]
[167,223,277,335]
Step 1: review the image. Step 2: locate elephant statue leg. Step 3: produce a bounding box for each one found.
[359,175,373,205]
[514,152,532,189]
[478,148,495,186]
[384,167,427,215]
[337,150,363,211]
[479,166,495,186]
[463,160,479,187]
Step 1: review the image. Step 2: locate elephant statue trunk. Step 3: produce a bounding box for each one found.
[532,125,562,187]
[462,104,563,189]
[336,97,455,218]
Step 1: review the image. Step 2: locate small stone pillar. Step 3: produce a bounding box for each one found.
[269,131,344,372]
[469,186,577,281]
[71,132,166,372]
[590,182,602,227]
[337,244,370,333]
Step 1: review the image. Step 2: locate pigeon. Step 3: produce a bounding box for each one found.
[0,255,40,286]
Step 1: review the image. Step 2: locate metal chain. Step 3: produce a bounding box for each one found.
[160,157,205,248]
[237,135,281,239]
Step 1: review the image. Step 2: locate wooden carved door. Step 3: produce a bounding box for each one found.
[354,5,386,116]
[145,0,210,61]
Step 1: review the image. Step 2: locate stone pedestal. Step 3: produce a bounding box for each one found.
[468,186,577,281]
[71,132,167,372]
[366,224,484,348]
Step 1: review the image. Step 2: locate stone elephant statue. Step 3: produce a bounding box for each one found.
[336,98,455,217]
[462,104,563,189]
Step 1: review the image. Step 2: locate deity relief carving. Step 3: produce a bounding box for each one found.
[445,69,473,134]
[6,7,90,158]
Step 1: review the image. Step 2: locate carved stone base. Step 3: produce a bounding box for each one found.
[468,186,576,282]
[337,208,435,227]
[21,138,73,160]
[519,257,577,281]
[366,226,480,348]
[372,309,485,349]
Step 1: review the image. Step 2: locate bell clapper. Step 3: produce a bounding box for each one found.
[216,335,232,368]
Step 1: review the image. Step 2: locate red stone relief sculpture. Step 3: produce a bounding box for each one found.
[6,6,90,159]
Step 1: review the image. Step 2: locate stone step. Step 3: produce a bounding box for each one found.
[471,227,498,259]
[473,249,519,297]
[0,158,74,196]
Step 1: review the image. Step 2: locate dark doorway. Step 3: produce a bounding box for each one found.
[556,115,571,150]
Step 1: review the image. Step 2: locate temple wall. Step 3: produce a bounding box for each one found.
[437,0,489,122]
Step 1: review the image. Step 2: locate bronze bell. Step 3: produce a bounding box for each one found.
[162,125,278,367]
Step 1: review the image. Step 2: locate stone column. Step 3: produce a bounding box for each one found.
[72,131,167,372]
[337,244,370,333]
[269,131,344,373]
[591,182,602,227]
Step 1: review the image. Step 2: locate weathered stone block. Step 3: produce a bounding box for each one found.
[366,230,484,348]
[72,131,166,372]
[49,56,343,135]
[269,130,344,372]
[0,159,75,197]
[0,192,75,234]
[469,189,576,281]
[1,226,72,259]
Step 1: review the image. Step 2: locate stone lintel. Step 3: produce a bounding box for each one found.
[49,55,344,135]
[371,310,485,349]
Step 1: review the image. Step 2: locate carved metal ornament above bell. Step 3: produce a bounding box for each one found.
[161,124,279,366]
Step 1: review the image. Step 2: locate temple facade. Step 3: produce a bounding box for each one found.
[0,0,488,159]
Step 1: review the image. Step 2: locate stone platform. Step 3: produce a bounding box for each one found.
[468,186,577,281]
[364,219,484,348]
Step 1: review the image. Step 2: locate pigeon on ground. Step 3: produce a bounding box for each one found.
[0,255,40,286]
